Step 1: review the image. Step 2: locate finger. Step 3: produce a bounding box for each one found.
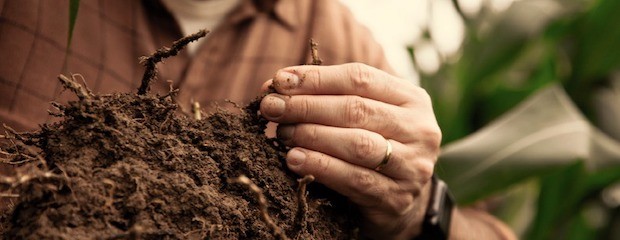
[260,79,273,93]
[285,147,415,214]
[260,94,414,139]
[278,124,416,179]
[271,63,418,106]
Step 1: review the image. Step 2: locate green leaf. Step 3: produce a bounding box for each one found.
[566,0,620,116]
[526,162,587,240]
[437,84,592,204]
[67,0,80,47]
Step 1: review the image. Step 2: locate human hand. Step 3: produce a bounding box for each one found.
[259,63,442,239]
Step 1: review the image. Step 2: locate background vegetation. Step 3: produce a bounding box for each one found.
[409,0,620,239]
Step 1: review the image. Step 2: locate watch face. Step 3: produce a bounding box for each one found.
[419,176,454,240]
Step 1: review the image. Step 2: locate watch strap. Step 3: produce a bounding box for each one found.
[414,175,454,240]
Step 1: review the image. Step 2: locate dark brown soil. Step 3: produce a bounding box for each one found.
[0,33,358,239]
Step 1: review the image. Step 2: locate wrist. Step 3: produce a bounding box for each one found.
[412,175,454,240]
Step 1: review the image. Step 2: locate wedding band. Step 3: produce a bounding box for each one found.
[374,138,392,171]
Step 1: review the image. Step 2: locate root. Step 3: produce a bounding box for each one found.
[58,74,93,100]
[137,30,208,95]
[184,216,224,239]
[0,170,60,189]
[48,102,66,117]
[159,80,180,100]
[294,175,315,237]
[0,126,47,169]
[0,166,64,202]
[309,39,323,65]
[2,124,28,142]
[191,100,202,121]
[0,193,19,198]
[232,175,289,240]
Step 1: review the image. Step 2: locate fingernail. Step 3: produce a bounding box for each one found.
[276,125,295,142]
[287,148,306,166]
[274,71,300,90]
[261,94,286,118]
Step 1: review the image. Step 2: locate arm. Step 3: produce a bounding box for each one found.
[451,207,517,240]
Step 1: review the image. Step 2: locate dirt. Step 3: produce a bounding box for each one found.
[0,33,359,239]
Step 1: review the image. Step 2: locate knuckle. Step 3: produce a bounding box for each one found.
[314,153,332,174]
[412,86,432,105]
[416,161,435,187]
[351,170,377,193]
[292,97,312,121]
[347,63,373,91]
[344,96,371,127]
[352,134,377,161]
[419,125,442,156]
[303,124,320,146]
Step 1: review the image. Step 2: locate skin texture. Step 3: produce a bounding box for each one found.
[260,63,441,239]
[260,63,519,240]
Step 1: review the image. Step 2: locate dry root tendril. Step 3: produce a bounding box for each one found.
[138,30,208,95]
[294,175,315,238]
[58,74,94,101]
[309,39,323,66]
[231,175,289,240]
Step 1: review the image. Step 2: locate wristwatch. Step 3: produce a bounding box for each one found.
[414,175,454,240]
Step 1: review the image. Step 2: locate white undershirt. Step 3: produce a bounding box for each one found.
[160,0,242,55]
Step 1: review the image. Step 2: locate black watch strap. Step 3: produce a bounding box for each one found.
[414,175,454,240]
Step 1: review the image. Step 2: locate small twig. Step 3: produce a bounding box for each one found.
[58,74,92,100]
[138,30,208,95]
[232,175,289,240]
[160,80,180,100]
[72,73,95,97]
[309,39,323,65]
[294,175,315,237]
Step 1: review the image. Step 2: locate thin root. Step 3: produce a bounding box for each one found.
[232,175,289,240]
[309,39,323,65]
[58,74,92,100]
[0,193,19,198]
[295,175,315,237]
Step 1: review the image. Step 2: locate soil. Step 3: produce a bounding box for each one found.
[0,33,359,239]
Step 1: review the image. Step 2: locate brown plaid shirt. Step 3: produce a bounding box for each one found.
[0,0,392,132]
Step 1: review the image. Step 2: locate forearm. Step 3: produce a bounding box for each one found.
[450,207,517,240]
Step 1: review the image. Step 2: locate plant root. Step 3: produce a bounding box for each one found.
[231,175,289,240]
[294,175,315,238]
[137,30,208,95]
[309,39,323,65]
[58,74,93,101]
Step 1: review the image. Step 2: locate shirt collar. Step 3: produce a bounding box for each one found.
[229,0,299,29]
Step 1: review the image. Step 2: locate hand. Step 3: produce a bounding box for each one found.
[259,63,442,239]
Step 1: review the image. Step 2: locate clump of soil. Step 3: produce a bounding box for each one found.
[0,32,358,239]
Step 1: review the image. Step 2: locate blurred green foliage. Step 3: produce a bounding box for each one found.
[413,0,620,239]
[68,0,80,47]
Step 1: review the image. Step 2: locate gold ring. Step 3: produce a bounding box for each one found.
[374,138,392,171]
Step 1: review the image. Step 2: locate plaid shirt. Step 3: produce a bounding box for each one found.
[0,0,392,131]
